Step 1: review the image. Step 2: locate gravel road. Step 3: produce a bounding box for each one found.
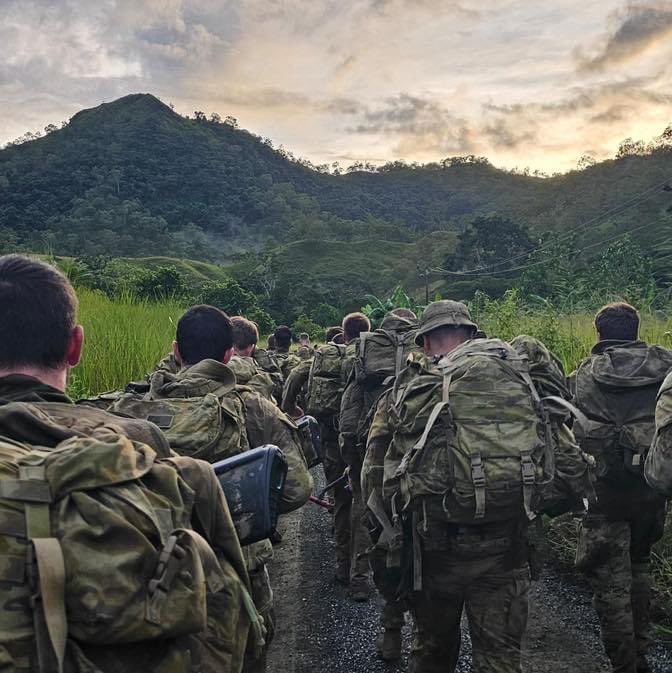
[267,468,672,672]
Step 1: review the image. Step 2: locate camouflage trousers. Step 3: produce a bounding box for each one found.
[576,509,666,673]
[242,565,275,673]
[370,547,406,630]
[409,523,530,673]
[347,461,375,587]
[322,421,352,581]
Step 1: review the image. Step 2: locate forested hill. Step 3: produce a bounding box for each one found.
[0,92,671,267]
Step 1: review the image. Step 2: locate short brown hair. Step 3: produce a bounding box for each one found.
[231,316,259,349]
[342,312,371,342]
[176,305,233,365]
[594,302,640,341]
[0,254,78,369]
[325,326,343,343]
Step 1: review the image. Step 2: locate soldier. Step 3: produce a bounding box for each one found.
[645,371,672,496]
[340,308,418,659]
[0,255,256,673]
[281,326,343,419]
[373,300,590,673]
[296,333,315,360]
[230,316,282,402]
[272,326,301,381]
[572,302,672,673]
[326,312,372,600]
[146,305,313,673]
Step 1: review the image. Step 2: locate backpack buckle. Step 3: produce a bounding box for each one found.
[147,534,187,624]
[470,456,486,487]
[521,453,536,484]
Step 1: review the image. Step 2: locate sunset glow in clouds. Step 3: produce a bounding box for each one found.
[1,0,671,173]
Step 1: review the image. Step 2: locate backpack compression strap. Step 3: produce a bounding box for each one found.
[0,461,67,673]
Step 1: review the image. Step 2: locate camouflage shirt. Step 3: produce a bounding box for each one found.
[645,370,672,497]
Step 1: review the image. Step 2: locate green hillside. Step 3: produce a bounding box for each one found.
[1,93,671,303]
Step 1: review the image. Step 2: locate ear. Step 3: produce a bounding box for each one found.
[66,325,84,367]
[172,341,183,365]
[222,346,234,365]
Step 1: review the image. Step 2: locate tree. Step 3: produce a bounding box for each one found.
[446,215,533,272]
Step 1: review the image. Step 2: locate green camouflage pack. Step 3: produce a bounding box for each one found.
[228,357,275,402]
[306,343,346,418]
[573,342,672,485]
[111,392,249,464]
[0,431,253,673]
[645,371,672,496]
[386,338,555,524]
[354,316,419,387]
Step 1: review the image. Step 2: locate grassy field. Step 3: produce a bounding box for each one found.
[67,288,184,400]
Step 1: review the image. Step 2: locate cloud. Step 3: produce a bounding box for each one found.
[577,2,672,72]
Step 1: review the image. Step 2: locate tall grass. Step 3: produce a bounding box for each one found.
[67,289,183,399]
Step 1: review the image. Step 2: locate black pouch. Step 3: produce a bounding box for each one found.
[296,415,323,468]
[212,445,288,546]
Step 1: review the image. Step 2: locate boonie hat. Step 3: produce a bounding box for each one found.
[415,300,478,346]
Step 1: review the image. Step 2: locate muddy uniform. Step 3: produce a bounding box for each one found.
[148,360,313,673]
[572,340,672,673]
[0,374,255,673]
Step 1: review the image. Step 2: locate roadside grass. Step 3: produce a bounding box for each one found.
[67,288,183,400]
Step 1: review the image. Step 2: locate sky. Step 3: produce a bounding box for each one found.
[1,0,672,173]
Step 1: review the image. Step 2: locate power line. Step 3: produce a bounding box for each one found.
[442,175,672,276]
[431,213,672,277]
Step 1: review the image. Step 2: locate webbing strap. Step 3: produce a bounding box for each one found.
[0,480,51,503]
[520,450,536,520]
[32,539,66,673]
[395,341,404,376]
[411,373,452,452]
[470,455,486,519]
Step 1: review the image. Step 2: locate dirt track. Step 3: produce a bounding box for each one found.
[267,468,672,672]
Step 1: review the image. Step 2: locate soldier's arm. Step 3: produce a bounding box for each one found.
[339,373,365,467]
[362,391,393,507]
[280,359,311,417]
[645,379,672,496]
[243,393,314,513]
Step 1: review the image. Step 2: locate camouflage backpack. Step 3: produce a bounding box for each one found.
[354,316,419,387]
[645,371,672,496]
[111,391,250,464]
[573,342,672,485]
[0,431,254,673]
[306,343,346,418]
[386,338,555,524]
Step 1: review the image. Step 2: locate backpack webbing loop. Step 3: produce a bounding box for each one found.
[520,449,536,520]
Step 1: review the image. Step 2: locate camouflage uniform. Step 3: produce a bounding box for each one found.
[148,359,313,673]
[228,355,276,402]
[645,371,672,497]
[251,348,284,404]
[0,374,255,673]
[572,340,671,673]
[273,350,302,382]
[280,358,312,417]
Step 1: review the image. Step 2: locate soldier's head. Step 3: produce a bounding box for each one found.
[274,325,293,352]
[0,254,84,391]
[594,302,640,342]
[267,334,276,351]
[391,307,417,320]
[0,254,84,392]
[415,300,477,357]
[299,332,310,346]
[174,305,234,366]
[231,316,259,358]
[325,326,343,343]
[342,312,371,344]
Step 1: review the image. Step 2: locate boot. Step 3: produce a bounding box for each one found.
[376,628,402,661]
[349,579,370,602]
